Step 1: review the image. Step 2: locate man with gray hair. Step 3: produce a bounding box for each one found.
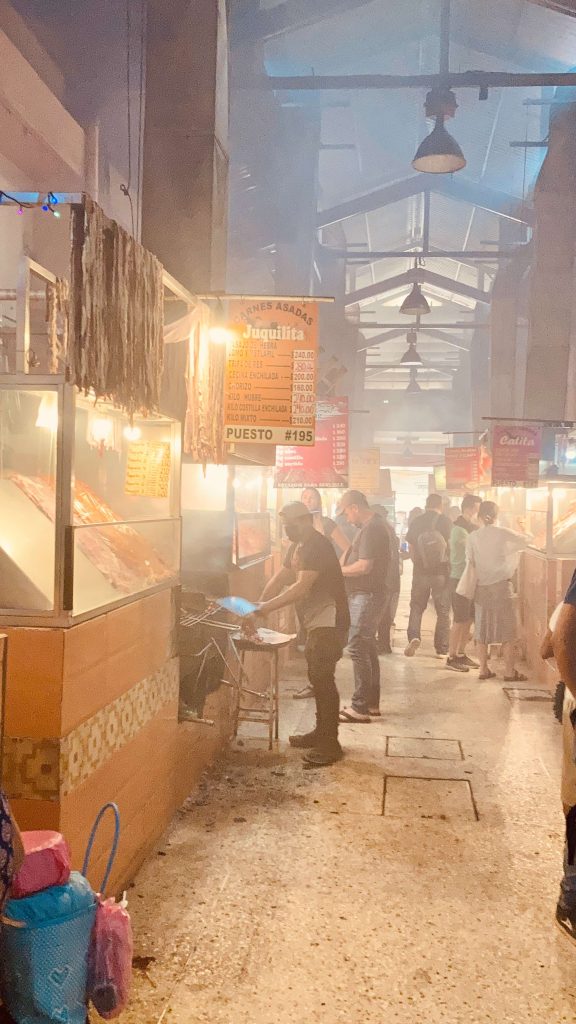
[337,490,391,723]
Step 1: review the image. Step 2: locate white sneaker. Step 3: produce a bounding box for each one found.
[404,638,421,658]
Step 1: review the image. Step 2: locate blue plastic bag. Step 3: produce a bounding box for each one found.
[1,872,96,1024]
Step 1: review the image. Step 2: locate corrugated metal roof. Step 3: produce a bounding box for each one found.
[242,0,576,386]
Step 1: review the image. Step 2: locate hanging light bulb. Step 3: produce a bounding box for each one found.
[412,115,466,174]
[208,298,236,345]
[405,368,422,395]
[35,393,58,432]
[400,330,424,366]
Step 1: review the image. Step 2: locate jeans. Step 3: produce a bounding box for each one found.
[347,592,385,715]
[408,571,451,654]
[305,627,345,747]
[378,590,400,650]
[560,807,576,910]
[560,701,576,910]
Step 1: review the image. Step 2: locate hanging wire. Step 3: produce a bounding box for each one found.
[120,0,135,236]
[136,0,146,239]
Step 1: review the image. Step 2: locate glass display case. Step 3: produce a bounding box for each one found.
[481,483,576,557]
[0,377,181,622]
[180,464,273,580]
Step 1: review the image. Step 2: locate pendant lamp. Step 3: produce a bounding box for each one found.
[412,115,466,174]
[406,368,422,394]
[399,282,431,317]
[400,331,423,366]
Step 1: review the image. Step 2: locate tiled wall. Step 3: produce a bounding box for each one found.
[1,588,235,890]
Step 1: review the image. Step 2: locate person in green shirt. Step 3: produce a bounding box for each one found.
[447,493,481,672]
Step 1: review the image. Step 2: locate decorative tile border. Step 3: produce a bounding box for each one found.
[3,658,179,801]
[60,658,179,795]
[3,737,60,801]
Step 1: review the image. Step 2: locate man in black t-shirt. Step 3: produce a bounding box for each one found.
[254,502,350,767]
[337,490,391,722]
[404,493,452,658]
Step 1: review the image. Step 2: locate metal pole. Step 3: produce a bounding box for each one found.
[423,191,431,253]
[439,0,451,79]
[325,250,526,261]
[250,71,576,91]
[350,321,492,329]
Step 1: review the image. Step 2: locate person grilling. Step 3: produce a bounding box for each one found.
[252,501,350,767]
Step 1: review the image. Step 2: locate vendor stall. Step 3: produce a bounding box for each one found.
[480,480,576,682]
[0,197,231,892]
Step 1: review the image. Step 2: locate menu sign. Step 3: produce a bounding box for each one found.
[491,425,541,487]
[125,441,171,498]
[349,448,381,495]
[445,447,481,491]
[224,299,318,446]
[274,397,349,487]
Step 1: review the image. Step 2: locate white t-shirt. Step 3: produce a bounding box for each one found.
[466,525,528,587]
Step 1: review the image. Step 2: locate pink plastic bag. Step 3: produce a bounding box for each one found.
[11,830,71,898]
[87,894,133,1020]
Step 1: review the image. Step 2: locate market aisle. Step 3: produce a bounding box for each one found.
[122,604,576,1024]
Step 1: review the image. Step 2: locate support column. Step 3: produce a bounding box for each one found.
[490,224,529,419]
[524,104,576,420]
[142,0,229,291]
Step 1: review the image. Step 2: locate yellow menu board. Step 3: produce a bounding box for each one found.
[224,299,318,446]
[349,448,381,495]
[125,441,171,498]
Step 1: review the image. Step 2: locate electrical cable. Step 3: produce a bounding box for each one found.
[120,0,136,236]
[125,0,132,192]
[0,191,35,209]
[136,0,146,239]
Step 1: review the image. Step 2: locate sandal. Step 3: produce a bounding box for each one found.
[479,670,496,680]
[504,671,528,682]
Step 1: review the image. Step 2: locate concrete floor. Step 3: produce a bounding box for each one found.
[122,596,576,1024]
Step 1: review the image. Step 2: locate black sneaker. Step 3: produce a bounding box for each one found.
[289,730,318,749]
[303,744,344,767]
[556,903,576,944]
[460,654,479,669]
[446,656,469,673]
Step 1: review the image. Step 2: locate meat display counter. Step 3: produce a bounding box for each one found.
[0,377,181,623]
[483,482,576,681]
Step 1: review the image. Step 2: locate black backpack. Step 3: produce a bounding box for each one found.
[416,514,448,572]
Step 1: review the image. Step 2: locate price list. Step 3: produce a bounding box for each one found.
[223,300,318,446]
[275,397,349,488]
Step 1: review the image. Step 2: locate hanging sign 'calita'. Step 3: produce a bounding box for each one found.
[224,299,318,446]
[491,425,542,487]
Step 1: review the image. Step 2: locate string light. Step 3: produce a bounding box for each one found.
[0,192,61,217]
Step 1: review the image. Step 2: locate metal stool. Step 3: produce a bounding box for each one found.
[230,630,293,749]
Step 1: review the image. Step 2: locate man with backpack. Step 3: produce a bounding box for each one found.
[404,493,452,658]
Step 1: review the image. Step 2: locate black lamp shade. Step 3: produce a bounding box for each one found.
[406,368,421,394]
[412,118,466,174]
[400,341,423,366]
[399,283,431,316]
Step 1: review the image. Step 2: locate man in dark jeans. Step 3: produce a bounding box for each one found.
[337,490,391,723]
[550,577,576,942]
[404,493,452,658]
[255,501,350,767]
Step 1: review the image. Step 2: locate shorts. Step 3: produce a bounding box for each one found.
[450,578,474,624]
